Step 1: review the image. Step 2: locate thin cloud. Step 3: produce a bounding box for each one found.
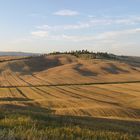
[37,16,140,32]
[31,31,48,37]
[31,28,140,42]
[54,9,79,16]
[96,28,140,40]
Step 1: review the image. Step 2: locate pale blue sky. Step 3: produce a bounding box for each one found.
[0,0,140,55]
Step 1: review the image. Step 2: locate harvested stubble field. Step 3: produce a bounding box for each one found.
[0,54,140,140]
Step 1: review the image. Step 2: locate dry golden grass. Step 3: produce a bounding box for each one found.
[0,54,139,139]
[0,54,139,120]
[0,83,139,120]
[0,54,139,86]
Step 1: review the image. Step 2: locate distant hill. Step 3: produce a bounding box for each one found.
[0,51,41,56]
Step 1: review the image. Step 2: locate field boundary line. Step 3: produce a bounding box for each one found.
[0,80,140,88]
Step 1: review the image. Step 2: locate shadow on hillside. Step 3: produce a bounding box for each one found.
[0,102,54,114]
[8,56,63,75]
[101,63,129,74]
[74,64,98,76]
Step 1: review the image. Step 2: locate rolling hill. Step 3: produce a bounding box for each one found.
[0,54,140,139]
[0,54,139,86]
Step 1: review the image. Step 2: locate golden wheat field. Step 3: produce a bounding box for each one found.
[0,54,140,119]
[0,83,140,120]
[0,54,140,140]
[0,54,139,86]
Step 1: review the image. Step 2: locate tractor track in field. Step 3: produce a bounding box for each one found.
[0,80,139,88]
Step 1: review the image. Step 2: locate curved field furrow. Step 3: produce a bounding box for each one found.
[69,86,117,102]
[17,87,44,100]
[0,83,139,119]
[57,86,119,106]
[30,87,59,99]
[37,87,63,97]
[49,86,84,99]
